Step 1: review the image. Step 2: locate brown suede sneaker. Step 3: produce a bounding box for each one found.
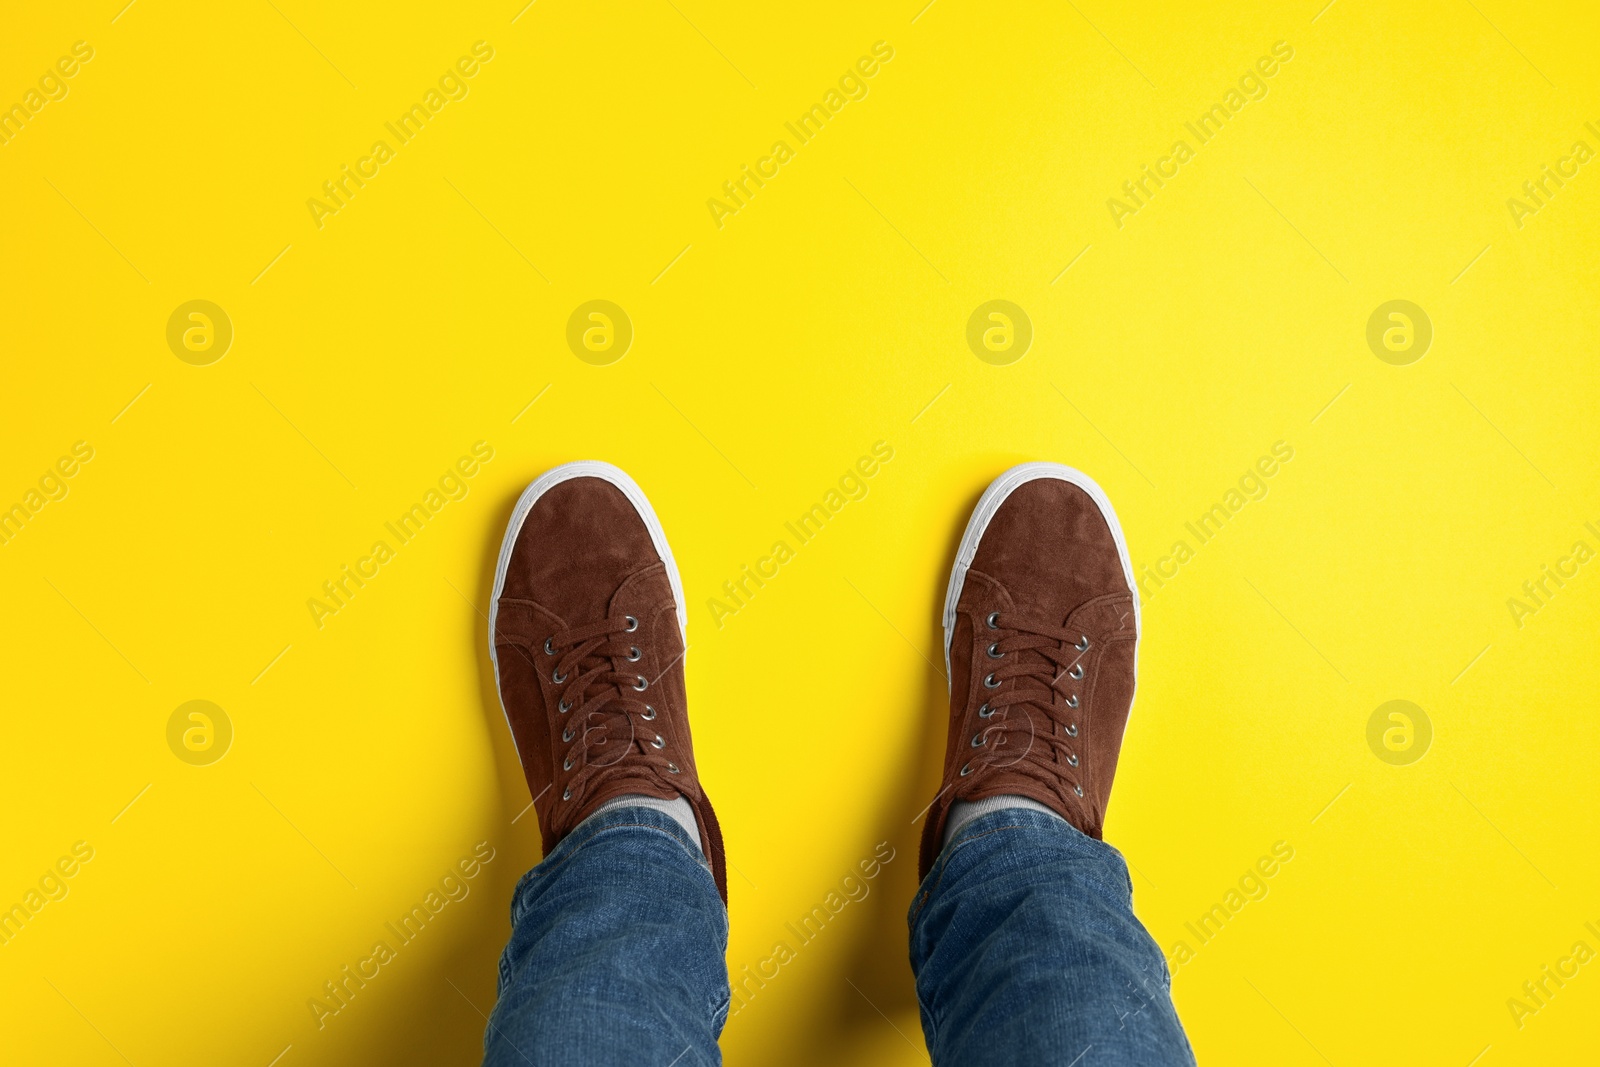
[489,461,726,901]
[918,463,1140,879]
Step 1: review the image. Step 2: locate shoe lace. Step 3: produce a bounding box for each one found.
[963,610,1090,802]
[542,613,679,803]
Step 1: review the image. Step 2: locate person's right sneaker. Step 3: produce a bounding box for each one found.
[488,461,727,900]
[918,463,1140,879]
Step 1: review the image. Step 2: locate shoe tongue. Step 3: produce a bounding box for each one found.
[579,702,643,761]
[580,719,675,799]
[996,633,1064,717]
[572,647,637,719]
[1010,631,1058,677]
[990,709,1044,767]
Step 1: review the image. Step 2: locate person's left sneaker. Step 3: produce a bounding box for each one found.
[489,461,726,900]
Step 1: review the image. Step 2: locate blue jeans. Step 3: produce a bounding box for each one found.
[485,806,1193,1066]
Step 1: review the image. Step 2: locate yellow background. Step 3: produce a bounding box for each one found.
[3,0,1598,1063]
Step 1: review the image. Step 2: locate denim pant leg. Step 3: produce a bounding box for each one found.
[485,806,730,1066]
[908,808,1195,1066]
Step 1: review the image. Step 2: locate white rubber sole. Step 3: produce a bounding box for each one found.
[487,461,687,764]
[942,463,1140,691]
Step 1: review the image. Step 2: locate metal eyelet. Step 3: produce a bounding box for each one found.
[1076,635,1090,651]
[624,615,638,632]
[1068,664,1084,680]
[642,705,656,721]
[558,697,571,713]
[986,643,1003,659]
[977,703,992,719]
[627,646,641,662]
[1066,694,1079,709]
[562,726,574,742]
[667,762,680,774]
[959,763,972,776]
[986,612,1000,629]
[633,675,648,691]
[544,638,556,655]
[1073,784,1084,797]
[983,673,1000,689]
[552,669,566,684]
[561,788,571,801]
[563,757,573,771]
[1067,754,1078,767]
[651,735,665,749]
[971,732,987,748]
[1066,723,1078,737]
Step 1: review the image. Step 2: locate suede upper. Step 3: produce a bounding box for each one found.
[919,476,1137,880]
[493,475,727,901]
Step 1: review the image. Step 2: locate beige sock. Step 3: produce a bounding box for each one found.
[588,794,702,851]
[943,795,1064,846]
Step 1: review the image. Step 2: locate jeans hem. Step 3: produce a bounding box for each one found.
[910,807,1123,928]
[511,805,721,927]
